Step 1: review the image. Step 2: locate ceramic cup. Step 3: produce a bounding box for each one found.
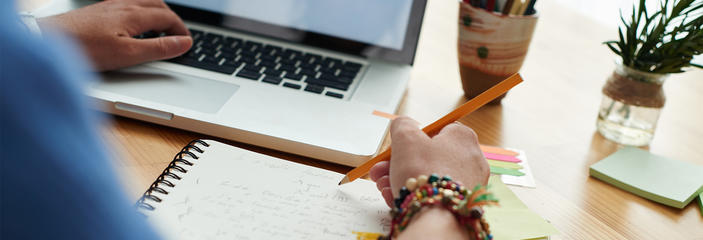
[457,2,538,103]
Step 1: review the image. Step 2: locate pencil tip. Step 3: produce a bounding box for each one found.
[338,176,350,185]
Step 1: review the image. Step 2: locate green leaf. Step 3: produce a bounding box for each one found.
[607,0,703,74]
[606,42,623,55]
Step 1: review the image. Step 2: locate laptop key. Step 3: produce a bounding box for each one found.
[283,72,303,81]
[298,68,316,76]
[193,61,235,74]
[260,54,277,62]
[238,56,256,64]
[318,73,338,82]
[223,60,241,69]
[166,56,193,65]
[325,92,344,99]
[263,68,282,77]
[203,35,222,45]
[240,50,257,57]
[259,60,277,68]
[336,76,353,84]
[319,73,352,84]
[236,69,262,80]
[243,41,263,51]
[283,82,302,90]
[263,45,282,55]
[319,67,337,74]
[243,64,263,72]
[302,73,318,80]
[282,49,302,58]
[278,64,296,72]
[306,78,349,91]
[223,36,242,46]
[303,53,322,63]
[202,56,219,64]
[304,84,324,94]
[279,59,298,66]
[339,70,358,78]
[262,76,282,85]
[322,57,343,68]
[343,61,363,70]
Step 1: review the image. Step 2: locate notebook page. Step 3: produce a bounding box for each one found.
[145,140,390,240]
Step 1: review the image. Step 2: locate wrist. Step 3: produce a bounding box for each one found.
[397,206,470,240]
[384,174,497,240]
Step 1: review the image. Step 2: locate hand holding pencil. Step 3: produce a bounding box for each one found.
[369,117,490,207]
[339,73,523,185]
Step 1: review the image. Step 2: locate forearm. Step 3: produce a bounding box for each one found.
[397,206,470,240]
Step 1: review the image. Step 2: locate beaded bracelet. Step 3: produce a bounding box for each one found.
[381,174,498,240]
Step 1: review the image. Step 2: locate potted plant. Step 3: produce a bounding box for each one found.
[597,0,702,146]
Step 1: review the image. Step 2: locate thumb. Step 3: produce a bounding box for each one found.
[126,35,192,63]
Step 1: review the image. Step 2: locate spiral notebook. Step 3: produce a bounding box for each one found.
[137,140,390,240]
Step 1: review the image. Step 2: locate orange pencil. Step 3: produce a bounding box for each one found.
[339,73,523,185]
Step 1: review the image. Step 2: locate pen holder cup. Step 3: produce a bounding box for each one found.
[458,3,538,104]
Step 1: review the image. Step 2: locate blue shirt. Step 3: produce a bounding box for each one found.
[1,3,159,239]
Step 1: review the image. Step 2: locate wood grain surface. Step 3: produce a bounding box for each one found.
[24,0,703,238]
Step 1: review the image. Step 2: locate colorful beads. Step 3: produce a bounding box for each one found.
[405,177,418,191]
[443,189,454,198]
[394,198,403,208]
[428,174,440,183]
[399,186,410,199]
[386,174,498,239]
[417,175,428,186]
[441,175,452,181]
[470,207,484,219]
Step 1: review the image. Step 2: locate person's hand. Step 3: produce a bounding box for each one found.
[37,0,192,71]
[369,117,489,207]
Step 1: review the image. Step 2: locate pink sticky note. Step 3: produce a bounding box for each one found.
[484,152,521,163]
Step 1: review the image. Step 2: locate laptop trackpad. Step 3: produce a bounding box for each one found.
[97,67,238,114]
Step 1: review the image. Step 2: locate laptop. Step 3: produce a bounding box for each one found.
[53,0,427,166]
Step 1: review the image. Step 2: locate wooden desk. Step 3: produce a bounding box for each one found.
[27,0,703,238]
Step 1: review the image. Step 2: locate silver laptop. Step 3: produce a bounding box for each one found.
[55,0,427,166]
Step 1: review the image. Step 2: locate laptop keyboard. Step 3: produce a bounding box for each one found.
[163,29,364,99]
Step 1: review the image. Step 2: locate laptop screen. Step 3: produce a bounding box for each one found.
[165,0,426,64]
[166,0,412,51]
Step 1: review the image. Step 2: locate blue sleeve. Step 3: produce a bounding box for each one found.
[0,4,161,240]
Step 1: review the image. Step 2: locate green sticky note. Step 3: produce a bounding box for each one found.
[589,147,703,208]
[485,209,559,240]
[490,166,525,176]
[487,176,528,209]
[488,159,523,170]
[485,177,559,239]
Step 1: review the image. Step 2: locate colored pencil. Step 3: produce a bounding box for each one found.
[486,0,496,12]
[524,0,537,15]
[502,0,515,15]
[509,0,524,15]
[517,0,530,15]
[338,73,523,185]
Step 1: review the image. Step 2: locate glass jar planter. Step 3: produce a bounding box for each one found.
[596,64,668,146]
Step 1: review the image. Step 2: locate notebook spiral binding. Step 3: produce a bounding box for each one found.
[136,139,210,211]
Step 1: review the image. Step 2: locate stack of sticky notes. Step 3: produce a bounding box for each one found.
[590,147,703,211]
[482,145,536,188]
[482,145,524,176]
[485,176,559,239]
